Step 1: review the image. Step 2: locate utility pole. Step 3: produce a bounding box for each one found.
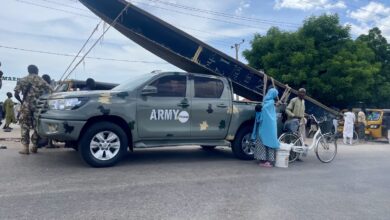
[231,39,245,60]
[231,39,245,101]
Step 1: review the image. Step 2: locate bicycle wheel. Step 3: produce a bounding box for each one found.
[315,133,337,163]
[278,132,302,162]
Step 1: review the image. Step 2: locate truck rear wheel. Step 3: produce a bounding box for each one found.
[232,125,254,160]
[79,121,128,167]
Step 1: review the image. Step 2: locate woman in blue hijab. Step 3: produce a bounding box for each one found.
[251,87,280,167]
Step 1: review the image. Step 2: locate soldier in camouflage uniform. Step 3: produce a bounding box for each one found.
[14,65,52,154]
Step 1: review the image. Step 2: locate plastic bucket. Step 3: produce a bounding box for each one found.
[275,150,290,168]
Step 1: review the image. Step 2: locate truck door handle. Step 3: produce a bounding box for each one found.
[217,104,227,108]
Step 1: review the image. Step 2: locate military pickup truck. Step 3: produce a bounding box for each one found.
[37,72,258,167]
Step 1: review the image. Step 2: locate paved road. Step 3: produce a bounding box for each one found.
[0,138,389,220]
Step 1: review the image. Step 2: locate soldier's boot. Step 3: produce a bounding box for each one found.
[19,145,30,155]
[30,146,38,154]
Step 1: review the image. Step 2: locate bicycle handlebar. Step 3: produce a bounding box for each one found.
[309,114,326,124]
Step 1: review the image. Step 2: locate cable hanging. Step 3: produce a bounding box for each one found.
[59,20,103,82]
[62,2,132,81]
[0,44,168,63]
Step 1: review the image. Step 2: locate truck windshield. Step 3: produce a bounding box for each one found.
[367,111,381,121]
[112,73,155,91]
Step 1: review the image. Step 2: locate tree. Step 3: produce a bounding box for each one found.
[357,28,390,108]
[243,14,380,108]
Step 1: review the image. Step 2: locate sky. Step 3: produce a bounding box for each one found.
[1,0,390,101]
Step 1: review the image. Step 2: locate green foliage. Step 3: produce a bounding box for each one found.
[243,14,386,109]
[357,27,390,108]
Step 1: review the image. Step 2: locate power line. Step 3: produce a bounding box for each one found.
[62,2,133,81]
[37,0,89,12]
[0,44,168,64]
[141,0,300,27]
[14,0,95,19]
[131,1,273,30]
[12,0,239,45]
[60,20,103,82]
[14,0,248,44]
[0,26,233,49]
[65,0,297,30]
[65,0,299,27]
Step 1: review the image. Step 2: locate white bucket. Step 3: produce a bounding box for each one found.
[279,143,293,151]
[275,150,290,168]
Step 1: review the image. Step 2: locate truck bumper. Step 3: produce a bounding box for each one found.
[37,118,86,141]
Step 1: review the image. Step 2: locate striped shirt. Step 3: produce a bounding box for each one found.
[286,97,305,119]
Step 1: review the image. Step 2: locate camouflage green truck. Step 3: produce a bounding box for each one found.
[37,72,258,167]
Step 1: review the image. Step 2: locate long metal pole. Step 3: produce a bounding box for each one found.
[231,39,245,101]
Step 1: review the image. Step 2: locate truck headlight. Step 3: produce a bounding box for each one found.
[48,98,88,110]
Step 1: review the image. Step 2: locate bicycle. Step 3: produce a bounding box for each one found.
[334,128,359,145]
[278,115,338,163]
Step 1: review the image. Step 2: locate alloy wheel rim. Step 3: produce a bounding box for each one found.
[90,131,121,161]
[242,133,254,155]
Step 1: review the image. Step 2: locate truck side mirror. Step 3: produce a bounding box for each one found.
[141,85,157,96]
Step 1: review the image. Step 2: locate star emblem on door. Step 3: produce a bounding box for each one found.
[200,121,209,131]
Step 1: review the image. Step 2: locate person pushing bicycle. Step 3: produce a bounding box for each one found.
[285,88,307,144]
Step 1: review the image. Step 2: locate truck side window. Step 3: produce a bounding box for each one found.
[149,75,186,97]
[194,76,224,98]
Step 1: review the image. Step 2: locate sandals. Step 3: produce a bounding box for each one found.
[259,161,273,168]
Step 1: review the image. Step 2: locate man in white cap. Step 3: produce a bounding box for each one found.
[286,88,307,143]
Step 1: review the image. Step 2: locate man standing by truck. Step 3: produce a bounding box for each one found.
[286,88,307,142]
[14,65,52,154]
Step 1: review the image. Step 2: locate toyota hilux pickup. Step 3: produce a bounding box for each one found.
[37,72,258,167]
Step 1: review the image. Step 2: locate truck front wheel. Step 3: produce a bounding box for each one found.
[79,121,128,167]
[232,125,254,160]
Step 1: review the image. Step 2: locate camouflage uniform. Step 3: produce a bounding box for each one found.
[14,74,52,150]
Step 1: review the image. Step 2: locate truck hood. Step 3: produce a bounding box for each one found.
[49,90,125,99]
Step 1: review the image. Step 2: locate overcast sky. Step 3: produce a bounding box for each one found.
[1,0,389,101]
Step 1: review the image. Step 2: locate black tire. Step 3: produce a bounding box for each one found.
[201,145,216,150]
[79,121,128,167]
[231,126,254,160]
[278,132,302,162]
[315,133,337,163]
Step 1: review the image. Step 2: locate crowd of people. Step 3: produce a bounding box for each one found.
[340,108,367,145]
[251,87,307,167]
[250,86,370,167]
